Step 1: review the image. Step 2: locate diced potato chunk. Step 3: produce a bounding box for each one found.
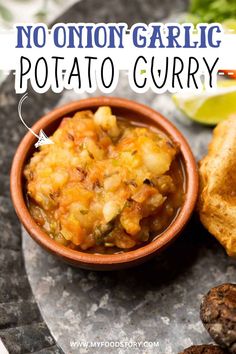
[104,174,121,191]
[94,106,120,138]
[114,230,136,249]
[83,137,104,160]
[141,140,172,175]
[120,202,141,236]
[51,170,69,188]
[103,201,120,223]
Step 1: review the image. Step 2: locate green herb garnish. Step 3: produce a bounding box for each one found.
[188,0,236,24]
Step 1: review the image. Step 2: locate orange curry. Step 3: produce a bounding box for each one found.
[24,107,185,254]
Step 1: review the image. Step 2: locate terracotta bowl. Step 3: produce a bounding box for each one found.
[11,96,198,270]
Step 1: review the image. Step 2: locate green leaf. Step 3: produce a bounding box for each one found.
[0,3,13,22]
[13,0,31,2]
[188,0,236,23]
[34,10,47,22]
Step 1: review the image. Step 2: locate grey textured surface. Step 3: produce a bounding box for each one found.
[0,80,63,353]
[23,226,236,354]
[20,0,236,352]
[22,81,236,354]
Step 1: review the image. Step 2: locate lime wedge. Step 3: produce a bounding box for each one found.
[173,80,236,125]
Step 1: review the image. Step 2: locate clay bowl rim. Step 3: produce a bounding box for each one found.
[10,96,198,268]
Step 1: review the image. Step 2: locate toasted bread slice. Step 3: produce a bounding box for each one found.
[198,116,236,257]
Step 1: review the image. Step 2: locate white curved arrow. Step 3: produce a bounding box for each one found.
[18,93,54,148]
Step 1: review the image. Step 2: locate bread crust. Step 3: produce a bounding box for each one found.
[198,116,236,257]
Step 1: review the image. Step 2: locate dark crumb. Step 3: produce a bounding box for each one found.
[67,133,74,141]
[179,344,228,354]
[125,179,137,187]
[87,150,94,159]
[143,178,154,186]
[200,284,236,353]
[49,191,60,200]
[29,171,34,180]
[166,140,175,149]
[76,167,87,181]
[93,179,101,189]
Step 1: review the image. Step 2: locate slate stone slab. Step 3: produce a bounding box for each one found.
[0,301,41,329]
[0,323,56,354]
[0,34,63,354]
[0,87,63,354]
[22,81,236,354]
